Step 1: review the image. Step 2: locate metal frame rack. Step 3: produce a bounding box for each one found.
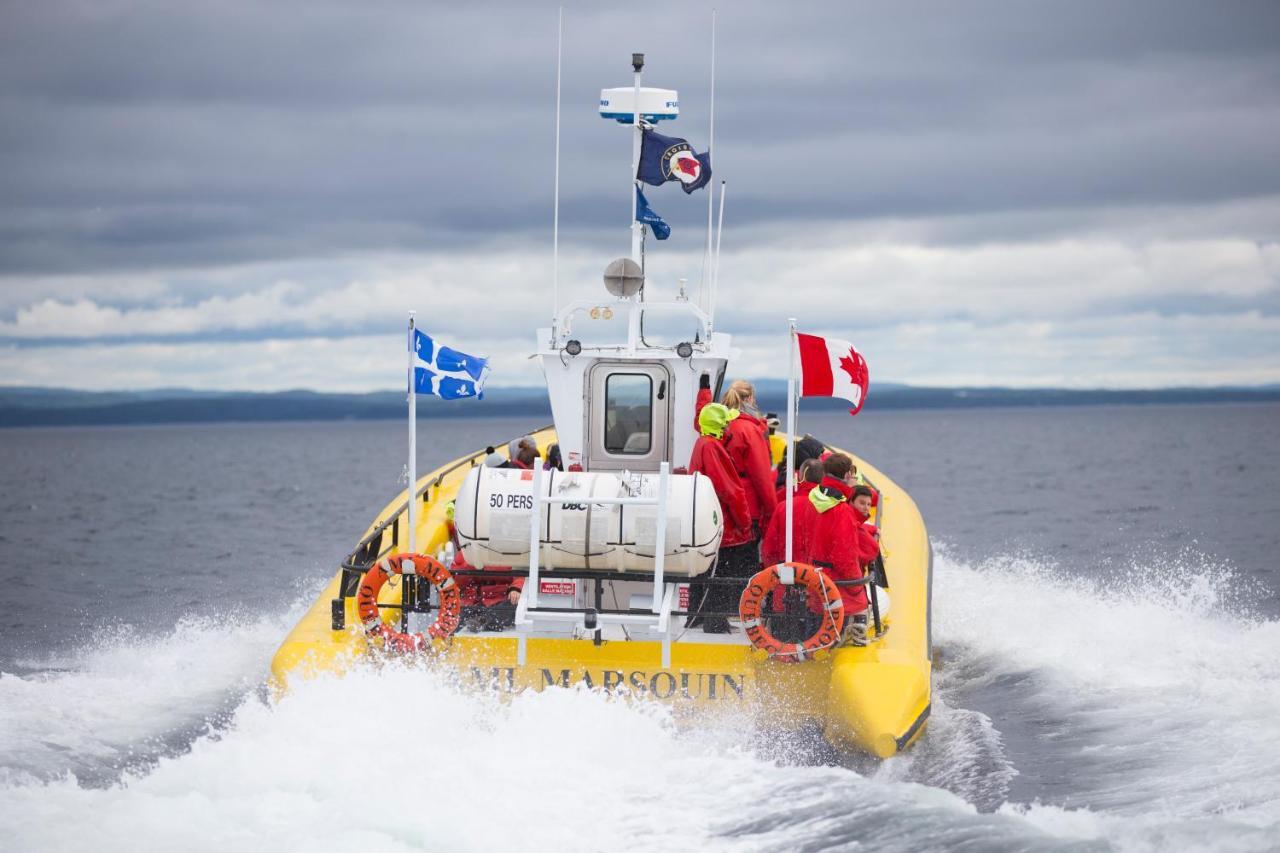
[515,461,677,667]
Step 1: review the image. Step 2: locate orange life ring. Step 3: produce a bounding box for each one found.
[356,552,462,652]
[739,562,844,662]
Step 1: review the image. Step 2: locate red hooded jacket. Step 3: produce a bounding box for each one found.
[688,432,753,548]
[760,481,819,568]
[695,388,776,533]
[851,504,880,558]
[808,476,880,614]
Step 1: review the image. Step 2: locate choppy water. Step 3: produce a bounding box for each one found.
[1,405,1278,851]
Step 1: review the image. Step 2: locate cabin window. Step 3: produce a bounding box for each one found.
[604,373,652,455]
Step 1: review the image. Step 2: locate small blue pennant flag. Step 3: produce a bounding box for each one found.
[635,187,670,240]
[637,128,712,194]
[411,329,490,400]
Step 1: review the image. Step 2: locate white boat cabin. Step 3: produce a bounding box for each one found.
[535,264,736,474]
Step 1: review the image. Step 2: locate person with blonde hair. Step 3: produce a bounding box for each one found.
[692,374,777,625]
[695,376,777,537]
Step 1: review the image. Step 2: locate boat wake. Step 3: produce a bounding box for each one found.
[1,551,1277,852]
[0,605,301,789]
[927,545,1280,848]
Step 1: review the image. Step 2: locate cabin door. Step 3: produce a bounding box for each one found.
[585,362,672,472]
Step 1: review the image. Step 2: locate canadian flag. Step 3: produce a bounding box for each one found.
[795,332,870,415]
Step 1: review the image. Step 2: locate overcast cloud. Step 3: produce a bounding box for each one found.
[1,0,1278,390]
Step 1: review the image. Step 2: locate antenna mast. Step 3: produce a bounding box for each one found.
[630,52,645,266]
[703,10,717,316]
[711,180,726,327]
[600,56,677,277]
[550,7,564,347]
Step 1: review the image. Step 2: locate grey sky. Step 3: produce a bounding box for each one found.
[1,0,1278,389]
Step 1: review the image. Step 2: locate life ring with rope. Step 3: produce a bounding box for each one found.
[356,553,462,652]
[739,562,844,662]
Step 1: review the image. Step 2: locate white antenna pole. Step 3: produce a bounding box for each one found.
[710,180,726,329]
[407,312,417,554]
[630,53,644,266]
[550,7,564,349]
[702,10,716,315]
[785,318,797,564]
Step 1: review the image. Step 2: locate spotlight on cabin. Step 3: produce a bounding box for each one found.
[676,341,694,358]
[565,339,583,356]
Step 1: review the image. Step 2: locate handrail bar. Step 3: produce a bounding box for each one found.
[343,425,555,561]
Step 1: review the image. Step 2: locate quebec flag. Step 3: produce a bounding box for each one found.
[412,329,490,400]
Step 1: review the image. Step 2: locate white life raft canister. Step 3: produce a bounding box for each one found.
[453,467,723,576]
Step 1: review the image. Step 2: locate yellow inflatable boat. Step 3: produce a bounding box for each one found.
[270,55,932,759]
[271,424,932,758]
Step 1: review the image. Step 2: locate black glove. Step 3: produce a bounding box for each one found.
[699,372,711,390]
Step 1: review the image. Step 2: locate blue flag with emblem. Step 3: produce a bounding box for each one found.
[635,187,670,240]
[637,128,712,194]
[412,329,490,400]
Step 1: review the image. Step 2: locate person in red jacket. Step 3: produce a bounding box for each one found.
[849,485,880,551]
[451,550,525,631]
[695,376,777,550]
[808,454,880,646]
[687,401,753,633]
[760,457,823,642]
[444,500,523,618]
[774,434,826,502]
[760,458,823,567]
[721,380,777,535]
[500,436,538,470]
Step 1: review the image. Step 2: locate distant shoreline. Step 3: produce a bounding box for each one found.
[2,385,1277,428]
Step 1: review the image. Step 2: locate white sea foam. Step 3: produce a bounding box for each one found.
[0,658,1076,853]
[932,545,1280,838]
[0,608,298,784]
[0,551,1277,852]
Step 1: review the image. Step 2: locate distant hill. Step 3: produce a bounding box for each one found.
[748,383,1280,415]
[0,387,551,428]
[1,383,1276,428]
